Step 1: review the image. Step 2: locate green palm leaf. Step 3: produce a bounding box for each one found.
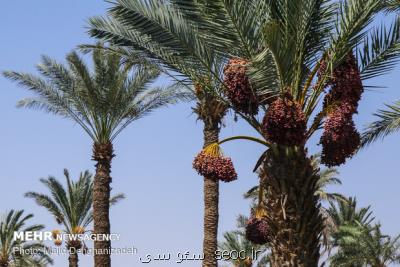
[25,169,124,232]
[0,210,53,267]
[362,99,400,146]
[358,16,400,80]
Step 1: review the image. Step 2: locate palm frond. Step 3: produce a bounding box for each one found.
[358,16,400,80]
[110,193,125,206]
[385,0,400,13]
[265,0,336,93]
[332,0,382,63]
[362,99,400,146]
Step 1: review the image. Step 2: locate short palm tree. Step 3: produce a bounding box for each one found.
[88,0,400,265]
[0,210,53,267]
[327,197,376,266]
[25,169,124,267]
[3,47,188,267]
[331,224,400,267]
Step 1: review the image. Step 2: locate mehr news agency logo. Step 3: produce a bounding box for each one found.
[13,227,137,255]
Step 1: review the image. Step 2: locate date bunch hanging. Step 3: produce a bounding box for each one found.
[223,58,259,115]
[262,93,307,147]
[193,143,237,182]
[320,54,363,166]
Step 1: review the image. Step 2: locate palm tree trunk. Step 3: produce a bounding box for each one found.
[68,251,79,267]
[263,146,323,267]
[92,142,114,267]
[202,120,220,267]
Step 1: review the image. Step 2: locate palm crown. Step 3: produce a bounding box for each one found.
[331,223,400,266]
[3,46,189,144]
[327,197,375,228]
[0,210,53,267]
[88,1,398,102]
[25,169,124,236]
[25,170,94,235]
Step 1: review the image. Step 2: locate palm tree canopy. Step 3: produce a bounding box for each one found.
[0,210,53,267]
[25,169,124,234]
[88,0,400,133]
[327,197,375,228]
[362,99,400,146]
[3,46,191,143]
[331,224,400,266]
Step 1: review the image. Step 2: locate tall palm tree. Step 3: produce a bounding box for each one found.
[86,9,234,267]
[331,224,400,267]
[88,0,400,265]
[0,210,53,267]
[3,47,188,267]
[25,169,124,267]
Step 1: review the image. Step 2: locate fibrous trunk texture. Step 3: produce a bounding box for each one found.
[92,142,114,267]
[263,145,323,267]
[69,251,79,267]
[202,120,220,267]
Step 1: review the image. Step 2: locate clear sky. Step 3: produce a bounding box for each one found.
[1,1,399,266]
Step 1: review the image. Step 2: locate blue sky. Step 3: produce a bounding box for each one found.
[1,1,399,266]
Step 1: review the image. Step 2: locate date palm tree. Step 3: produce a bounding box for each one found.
[88,0,400,265]
[86,9,232,267]
[25,169,124,267]
[326,197,375,267]
[0,210,53,267]
[331,224,400,267]
[3,47,188,267]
